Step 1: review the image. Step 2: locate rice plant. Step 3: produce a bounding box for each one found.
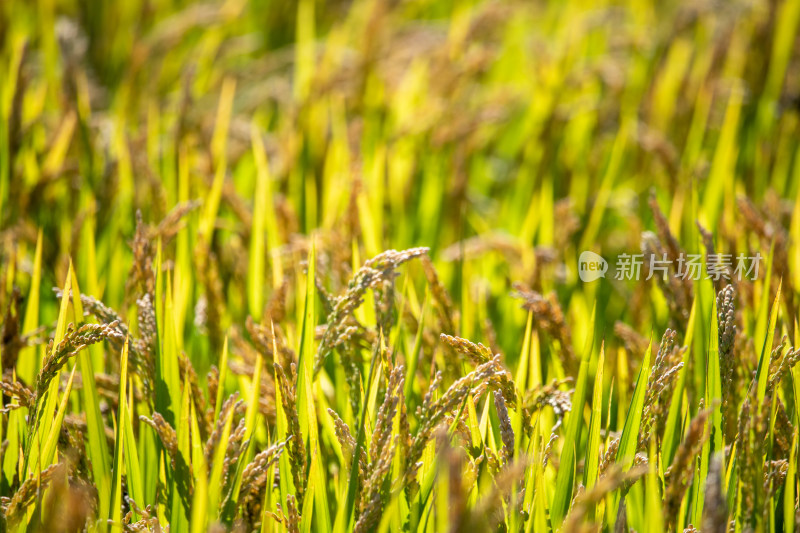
[1,0,800,531]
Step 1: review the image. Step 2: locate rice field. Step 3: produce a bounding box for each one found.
[1,0,800,531]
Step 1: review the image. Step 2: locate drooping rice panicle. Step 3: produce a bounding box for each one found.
[139,412,179,468]
[1,463,65,529]
[493,390,514,463]
[274,361,306,507]
[314,247,428,373]
[355,365,404,532]
[405,356,502,488]
[664,408,713,528]
[36,321,123,397]
[512,284,576,374]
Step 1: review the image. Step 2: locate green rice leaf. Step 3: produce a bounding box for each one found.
[550,303,596,528]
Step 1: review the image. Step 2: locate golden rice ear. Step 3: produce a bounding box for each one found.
[0,379,33,411]
[285,494,301,533]
[36,320,124,397]
[664,407,713,529]
[353,366,405,532]
[420,255,459,335]
[440,333,493,364]
[126,209,156,306]
[273,361,307,508]
[203,392,243,465]
[512,284,577,375]
[314,248,428,374]
[493,390,514,464]
[638,329,683,448]
[404,355,503,491]
[239,436,289,500]
[2,463,67,529]
[139,412,179,468]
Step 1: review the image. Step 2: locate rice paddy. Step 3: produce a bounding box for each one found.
[1,0,800,531]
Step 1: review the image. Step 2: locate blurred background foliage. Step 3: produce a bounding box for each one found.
[2,0,799,362]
